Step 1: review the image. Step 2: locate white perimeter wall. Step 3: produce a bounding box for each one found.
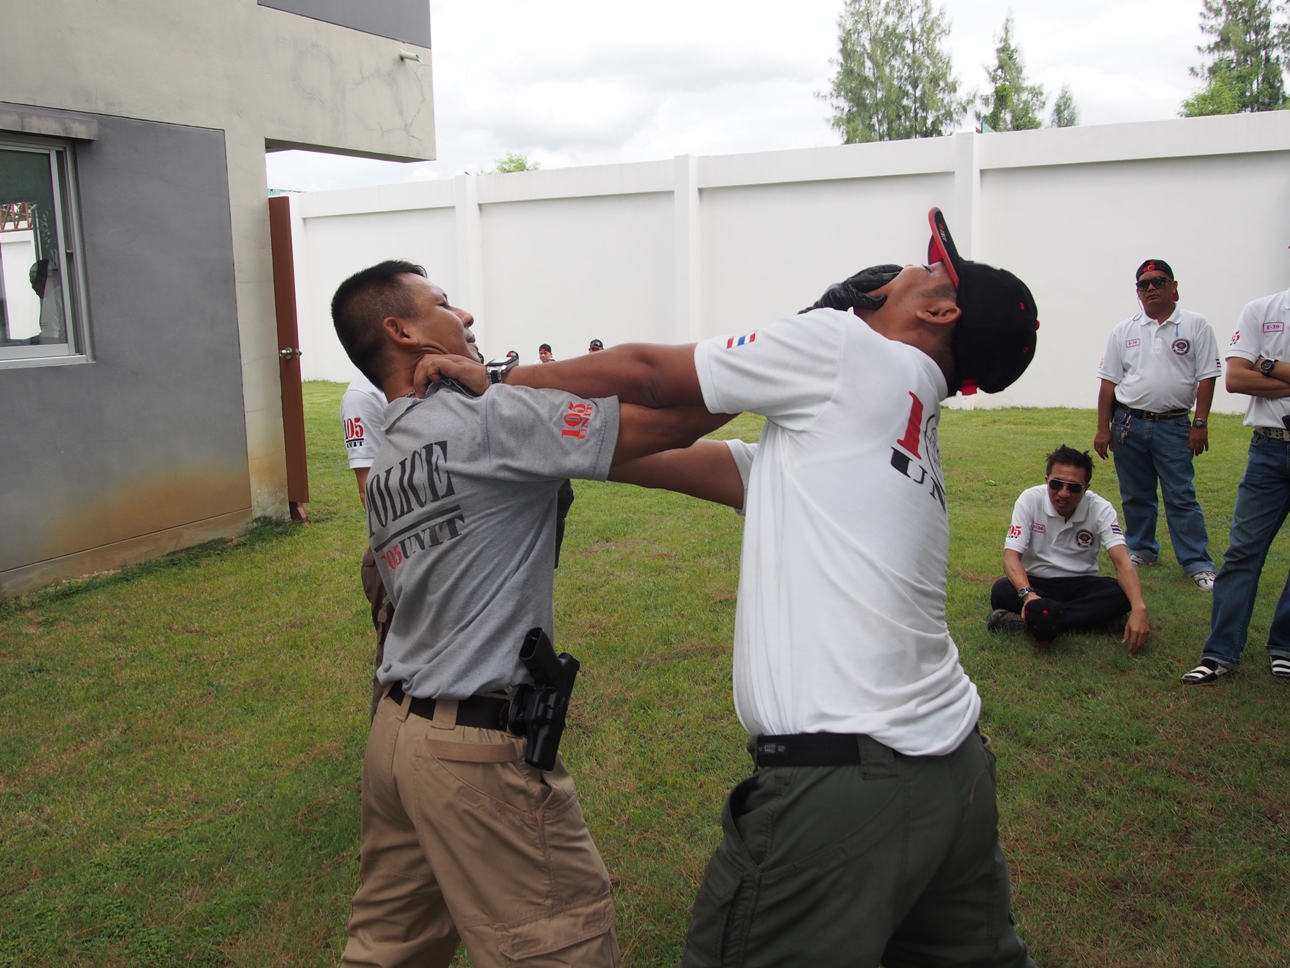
[289,111,1290,413]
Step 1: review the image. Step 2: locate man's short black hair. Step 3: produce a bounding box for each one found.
[331,260,427,386]
[1046,444,1094,483]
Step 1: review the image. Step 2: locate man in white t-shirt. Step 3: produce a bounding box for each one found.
[989,445,1149,651]
[1093,259,1220,590]
[1182,276,1290,685]
[422,208,1041,967]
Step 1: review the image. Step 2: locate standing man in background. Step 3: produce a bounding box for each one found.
[538,342,555,363]
[1182,270,1290,684]
[1094,259,1220,591]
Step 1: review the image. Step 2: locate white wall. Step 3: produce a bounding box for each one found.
[0,232,41,340]
[290,111,1290,413]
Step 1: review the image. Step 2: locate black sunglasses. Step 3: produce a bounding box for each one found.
[1048,477,1085,495]
[1136,276,1172,292]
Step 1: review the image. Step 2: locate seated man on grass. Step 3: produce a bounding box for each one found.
[989,444,1150,651]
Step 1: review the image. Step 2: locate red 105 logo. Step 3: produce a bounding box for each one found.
[382,546,403,569]
[561,402,593,439]
[344,416,365,442]
[1008,524,1023,539]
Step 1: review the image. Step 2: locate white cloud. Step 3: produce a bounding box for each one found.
[266,0,1214,191]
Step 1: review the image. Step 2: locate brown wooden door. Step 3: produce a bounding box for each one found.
[268,195,309,522]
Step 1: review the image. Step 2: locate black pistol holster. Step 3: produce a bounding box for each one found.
[507,627,580,771]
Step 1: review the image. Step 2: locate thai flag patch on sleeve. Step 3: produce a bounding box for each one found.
[726,332,757,349]
[1111,524,1123,535]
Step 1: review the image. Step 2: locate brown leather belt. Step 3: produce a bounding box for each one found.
[387,682,512,731]
[1116,403,1189,421]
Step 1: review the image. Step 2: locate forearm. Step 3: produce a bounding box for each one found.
[354,467,370,508]
[609,439,745,508]
[507,343,706,408]
[612,405,735,465]
[1096,380,1117,431]
[1226,359,1290,396]
[1193,378,1215,421]
[1113,558,1148,611]
[1003,551,1033,598]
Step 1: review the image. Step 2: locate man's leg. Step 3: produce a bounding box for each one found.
[881,733,1036,968]
[342,694,461,968]
[1203,435,1290,671]
[1111,409,1161,563]
[1152,417,1215,577]
[1030,575,1129,630]
[397,711,620,968]
[990,577,1022,612]
[681,735,1034,968]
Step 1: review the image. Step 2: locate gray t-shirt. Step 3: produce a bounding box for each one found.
[367,383,620,698]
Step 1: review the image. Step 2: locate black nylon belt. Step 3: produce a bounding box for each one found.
[754,732,884,768]
[1115,403,1189,421]
[387,682,511,731]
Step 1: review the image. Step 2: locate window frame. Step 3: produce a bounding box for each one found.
[0,132,92,368]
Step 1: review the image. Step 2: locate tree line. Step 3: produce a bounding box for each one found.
[828,0,1290,145]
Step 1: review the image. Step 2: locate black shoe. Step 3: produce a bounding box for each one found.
[987,609,1026,632]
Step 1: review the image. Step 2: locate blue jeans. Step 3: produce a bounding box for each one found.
[1111,408,1214,575]
[1203,433,1290,670]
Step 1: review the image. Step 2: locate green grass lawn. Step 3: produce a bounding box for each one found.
[2,385,1288,968]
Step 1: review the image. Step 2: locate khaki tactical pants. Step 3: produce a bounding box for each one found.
[341,689,621,968]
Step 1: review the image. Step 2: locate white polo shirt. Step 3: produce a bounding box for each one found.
[1097,307,1221,412]
[694,309,980,758]
[340,372,388,469]
[1227,288,1290,430]
[1004,485,1126,579]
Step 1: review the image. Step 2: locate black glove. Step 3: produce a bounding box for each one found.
[800,264,903,314]
[1023,597,1066,645]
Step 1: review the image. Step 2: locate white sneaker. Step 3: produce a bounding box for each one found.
[1129,553,1154,568]
[1192,571,1216,592]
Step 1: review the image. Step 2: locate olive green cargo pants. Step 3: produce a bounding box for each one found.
[682,730,1037,968]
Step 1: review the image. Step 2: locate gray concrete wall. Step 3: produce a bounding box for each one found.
[0,114,250,592]
[258,0,431,47]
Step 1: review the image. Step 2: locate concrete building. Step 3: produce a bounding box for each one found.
[0,0,435,595]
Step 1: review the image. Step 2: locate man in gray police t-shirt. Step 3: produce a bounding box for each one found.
[366,382,618,698]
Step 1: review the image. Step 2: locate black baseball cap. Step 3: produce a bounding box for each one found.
[927,208,1039,395]
[589,338,603,349]
[1136,259,1173,281]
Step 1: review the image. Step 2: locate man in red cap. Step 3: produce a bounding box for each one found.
[415,208,1041,967]
[1093,259,1219,591]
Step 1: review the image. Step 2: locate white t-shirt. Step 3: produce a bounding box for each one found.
[1227,288,1290,429]
[694,309,980,757]
[340,372,388,469]
[1004,485,1126,579]
[1097,307,1221,412]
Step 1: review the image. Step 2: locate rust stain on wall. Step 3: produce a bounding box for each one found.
[32,467,252,565]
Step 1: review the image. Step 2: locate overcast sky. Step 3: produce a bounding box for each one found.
[266,0,1209,192]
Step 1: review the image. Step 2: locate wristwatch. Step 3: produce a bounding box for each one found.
[1260,358,1279,376]
[1016,586,1035,599]
[1192,418,1208,428]
[485,354,519,385]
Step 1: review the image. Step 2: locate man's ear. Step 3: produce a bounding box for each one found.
[381,315,418,348]
[914,300,961,328]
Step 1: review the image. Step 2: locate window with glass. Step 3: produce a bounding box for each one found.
[0,136,88,365]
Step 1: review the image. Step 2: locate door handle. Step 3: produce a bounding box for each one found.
[279,347,302,360]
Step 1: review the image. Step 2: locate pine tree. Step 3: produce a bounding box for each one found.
[975,16,1046,132]
[1050,84,1079,127]
[1182,0,1289,115]
[827,0,968,143]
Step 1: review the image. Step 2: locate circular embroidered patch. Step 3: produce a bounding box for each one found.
[1172,338,1191,356]
[1075,529,1095,549]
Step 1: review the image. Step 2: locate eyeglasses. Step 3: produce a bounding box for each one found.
[1048,477,1085,495]
[1136,276,1172,292]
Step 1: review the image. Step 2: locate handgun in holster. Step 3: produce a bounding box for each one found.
[507,627,580,771]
